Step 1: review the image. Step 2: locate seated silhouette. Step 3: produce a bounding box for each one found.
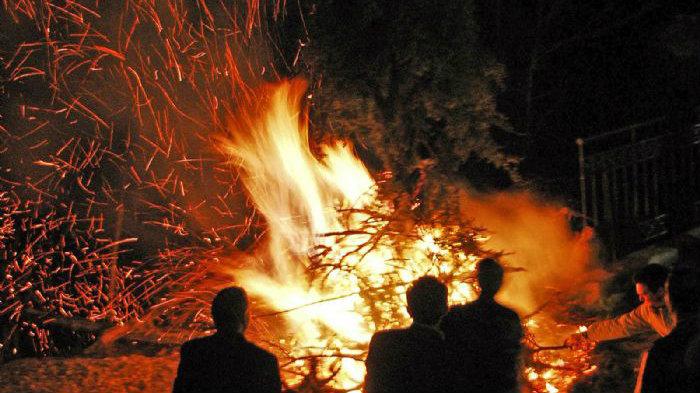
[440,258,523,393]
[173,286,281,393]
[364,276,449,393]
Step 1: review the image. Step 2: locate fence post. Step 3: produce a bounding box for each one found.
[576,138,587,219]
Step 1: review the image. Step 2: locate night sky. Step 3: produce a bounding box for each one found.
[475,1,700,195]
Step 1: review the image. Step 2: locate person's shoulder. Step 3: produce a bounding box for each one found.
[635,301,664,320]
[181,334,214,349]
[372,328,406,340]
[445,304,470,317]
[635,301,652,313]
[367,329,403,357]
[498,303,521,321]
[450,303,469,311]
[649,333,676,356]
[370,328,414,346]
[242,340,278,362]
[441,304,475,327]
[654,322,698,349]
[178,334,218,358]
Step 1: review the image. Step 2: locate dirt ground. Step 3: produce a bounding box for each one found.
[0,354,179,393]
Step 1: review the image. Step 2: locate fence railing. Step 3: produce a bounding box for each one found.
[577,118,700,259]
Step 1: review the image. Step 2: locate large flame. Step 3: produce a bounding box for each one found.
[222,79,598,392]
[224,79,379,387]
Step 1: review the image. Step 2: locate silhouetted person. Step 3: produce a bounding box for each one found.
[173,286,282,393]
[364,276,448,393]
[640,266,700,393]
[441,258,523,393]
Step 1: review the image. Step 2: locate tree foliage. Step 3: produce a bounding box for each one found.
[302,0,516,189]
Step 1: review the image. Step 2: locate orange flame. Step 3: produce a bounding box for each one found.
[223,79,379,387]
[221,79,599,391]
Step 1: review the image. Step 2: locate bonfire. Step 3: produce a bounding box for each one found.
[1,2,601,392]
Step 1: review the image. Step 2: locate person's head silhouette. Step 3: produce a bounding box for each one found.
[665,266,700,319]
[212,286,249,334]
[477,258,504,299]
[406,276,448,326]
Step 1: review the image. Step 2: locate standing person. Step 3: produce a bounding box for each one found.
[640,266,700,393]
[364,276,449,393]
[441,258,523,393]
[565,263,674,392]
[173,286,282,393]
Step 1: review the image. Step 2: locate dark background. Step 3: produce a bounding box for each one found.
[475,1,700,196]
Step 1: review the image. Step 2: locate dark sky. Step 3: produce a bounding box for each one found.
[474,1,700,194]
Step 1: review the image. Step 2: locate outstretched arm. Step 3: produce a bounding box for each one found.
[565,304,661,350]
[585,304,654,342]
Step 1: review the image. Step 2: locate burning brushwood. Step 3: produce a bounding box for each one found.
[215,80,599,391]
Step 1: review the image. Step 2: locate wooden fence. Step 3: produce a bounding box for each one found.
[577,118,700,259]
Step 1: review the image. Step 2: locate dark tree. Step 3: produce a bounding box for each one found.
[302,0,516,190]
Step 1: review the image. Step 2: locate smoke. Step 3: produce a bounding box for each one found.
[458,190,604,315]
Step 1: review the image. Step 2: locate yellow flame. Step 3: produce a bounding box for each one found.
[222,79,597,391]
[528,369,540,381]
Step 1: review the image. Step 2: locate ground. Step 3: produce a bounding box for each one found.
[0,353,178,393]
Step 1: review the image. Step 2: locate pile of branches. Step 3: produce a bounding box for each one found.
[243,178,594,392]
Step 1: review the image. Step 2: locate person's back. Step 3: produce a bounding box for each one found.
[441,299,522,392]
[175,332,281,393]
[441,258,523,393]
[173,286,281,393]
[365,323,446,393]
[641,320,698,393]
[364,276,448,393]
[640,267,700,393]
